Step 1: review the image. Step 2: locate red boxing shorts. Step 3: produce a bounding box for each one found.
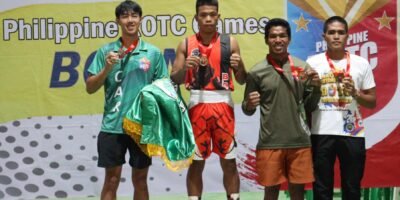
[188,90,236,160]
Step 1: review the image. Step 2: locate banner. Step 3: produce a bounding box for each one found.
[0,0,399,199]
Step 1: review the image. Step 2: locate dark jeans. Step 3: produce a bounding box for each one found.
[311,135,366,200]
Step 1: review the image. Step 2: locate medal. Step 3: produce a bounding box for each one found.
[199,55,209,67]
[112,38,139,73]
[117,38,139,59]
[197,32,218,67]
[326,51,351,82]
[326,51,354,97]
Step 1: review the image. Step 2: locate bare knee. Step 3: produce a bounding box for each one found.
[189,160,206,171]
[132,167,149,189]
[220,159,238,174]
[104,176,120,191]
[104,167,122,190]
[187,160,205,180]
[187,160,204,175]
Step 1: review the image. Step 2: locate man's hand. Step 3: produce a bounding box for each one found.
[230,53,241,71]
[246,91,260,110]
[306,69,321,87]
[343,76,357,97]
[185,56,200,68]
[105,51,120,71]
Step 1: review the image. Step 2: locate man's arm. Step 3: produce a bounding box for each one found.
[153,49,169,80]
[303,66,322,112]
[353,87,376,109]
[86,51,118,94]
[343,76,376,109]
[170,40,188,85]
[241,73,259,116]
[230,36,247,85]
[86,69,111,94]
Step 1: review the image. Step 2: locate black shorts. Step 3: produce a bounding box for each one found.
[97,131,151,169]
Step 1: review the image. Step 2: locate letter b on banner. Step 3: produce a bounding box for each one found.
[50,52,80,88]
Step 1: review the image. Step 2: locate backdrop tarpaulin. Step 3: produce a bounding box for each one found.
[0,0,399,199]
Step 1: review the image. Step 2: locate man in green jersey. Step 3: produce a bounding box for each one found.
[85,1,168,200]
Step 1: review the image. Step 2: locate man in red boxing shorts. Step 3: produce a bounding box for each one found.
[170,1,247,199]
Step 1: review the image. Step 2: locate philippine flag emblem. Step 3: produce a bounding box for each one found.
[140,57,151,72]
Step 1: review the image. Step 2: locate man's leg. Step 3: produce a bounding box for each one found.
[209,102,238,199]
[288,183,305,200]
[187,103,212,200]
[126,133,152,200]
[337,137,366,200]
[220,158,240,199]
[97,132,127,200]
[286,148,313,200]
[256,149,286,200]
[132,167,150,200]
[187,160,206,198]
[264,185,280,200]
[101,166,123,200]
[312,135,336,200]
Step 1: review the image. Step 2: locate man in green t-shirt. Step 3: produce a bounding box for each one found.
[85,1,168,200]
[242,18,321,200]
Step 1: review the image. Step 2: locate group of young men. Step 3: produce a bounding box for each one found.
[86,0,376,200]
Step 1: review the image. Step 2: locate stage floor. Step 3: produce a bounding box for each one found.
[47,188,400,200]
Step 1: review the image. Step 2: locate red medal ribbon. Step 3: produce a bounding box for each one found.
[267,54,305,80]
[325,51,351,79]
[197,32,218,59]
[118,39,139,59]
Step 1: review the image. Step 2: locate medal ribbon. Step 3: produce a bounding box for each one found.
[325,51,351,78]
[267,53,303,104]
[118,39,139,59]
[197,32,219,59]
[267,54,304,79]
[267,54,309,126]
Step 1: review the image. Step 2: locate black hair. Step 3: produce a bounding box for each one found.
[115,0,142,18]
[323,16,348,33]
[264,18,291,39]
[196,0,218,14]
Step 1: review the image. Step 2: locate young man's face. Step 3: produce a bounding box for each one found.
[323,21,348,52]
[195,5,220,34]
[265,26,290,55]
[117,11,141,37]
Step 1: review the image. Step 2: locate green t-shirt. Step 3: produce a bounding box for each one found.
[88,38,168,134]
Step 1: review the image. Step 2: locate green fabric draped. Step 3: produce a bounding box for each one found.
[123,78,195,171]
